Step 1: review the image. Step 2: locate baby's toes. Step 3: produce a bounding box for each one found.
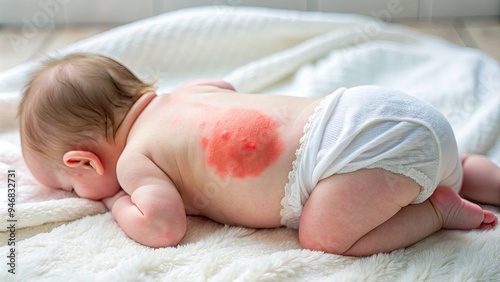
[479,211,498,229]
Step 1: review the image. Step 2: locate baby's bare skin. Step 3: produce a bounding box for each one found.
[121,84,319,228]
[25,80,498,254]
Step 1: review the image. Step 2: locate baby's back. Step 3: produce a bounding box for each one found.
[127,85,319,228]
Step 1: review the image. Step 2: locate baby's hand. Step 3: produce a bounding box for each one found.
[102,190,128,211]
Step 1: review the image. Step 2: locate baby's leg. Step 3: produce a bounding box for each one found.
[460,154,500,206]
[299,169,497,257]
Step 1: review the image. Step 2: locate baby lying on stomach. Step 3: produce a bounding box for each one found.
[18,53,499,256]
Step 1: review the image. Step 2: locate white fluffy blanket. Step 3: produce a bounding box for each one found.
[0,6,499,281]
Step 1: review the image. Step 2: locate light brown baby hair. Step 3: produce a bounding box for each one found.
[18,53,155,167]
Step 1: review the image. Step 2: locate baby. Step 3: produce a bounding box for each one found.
[19,53,499,256]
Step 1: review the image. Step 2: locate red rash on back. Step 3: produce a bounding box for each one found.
[200,108,284,178]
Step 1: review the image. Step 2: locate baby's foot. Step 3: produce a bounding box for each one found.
[430,186,498,230]
[461,154,500,206]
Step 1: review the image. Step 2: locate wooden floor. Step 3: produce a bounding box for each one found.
[395,17,500,61]
[0,17,499,73]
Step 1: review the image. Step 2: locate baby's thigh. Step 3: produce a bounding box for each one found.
[298,168,420,253]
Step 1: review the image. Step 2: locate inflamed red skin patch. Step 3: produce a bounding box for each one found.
[200,108,284,178]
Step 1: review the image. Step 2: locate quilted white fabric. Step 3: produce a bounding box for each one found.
[0,6,498,280]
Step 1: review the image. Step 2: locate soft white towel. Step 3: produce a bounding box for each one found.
[0,7,498,280]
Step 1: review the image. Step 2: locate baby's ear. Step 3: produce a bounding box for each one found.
[63,151,104,176]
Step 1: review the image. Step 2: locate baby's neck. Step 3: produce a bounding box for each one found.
[114,92,157,147]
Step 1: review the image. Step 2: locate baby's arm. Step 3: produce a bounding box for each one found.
[109,152,187,248]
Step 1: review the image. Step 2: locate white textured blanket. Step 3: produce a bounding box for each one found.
[1,6,499,281]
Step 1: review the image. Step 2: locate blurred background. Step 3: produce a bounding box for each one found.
[0,0,499,72]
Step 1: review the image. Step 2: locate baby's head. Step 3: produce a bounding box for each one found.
[18,53,155,199]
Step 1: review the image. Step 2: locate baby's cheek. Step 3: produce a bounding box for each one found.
[200,108,283,178]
